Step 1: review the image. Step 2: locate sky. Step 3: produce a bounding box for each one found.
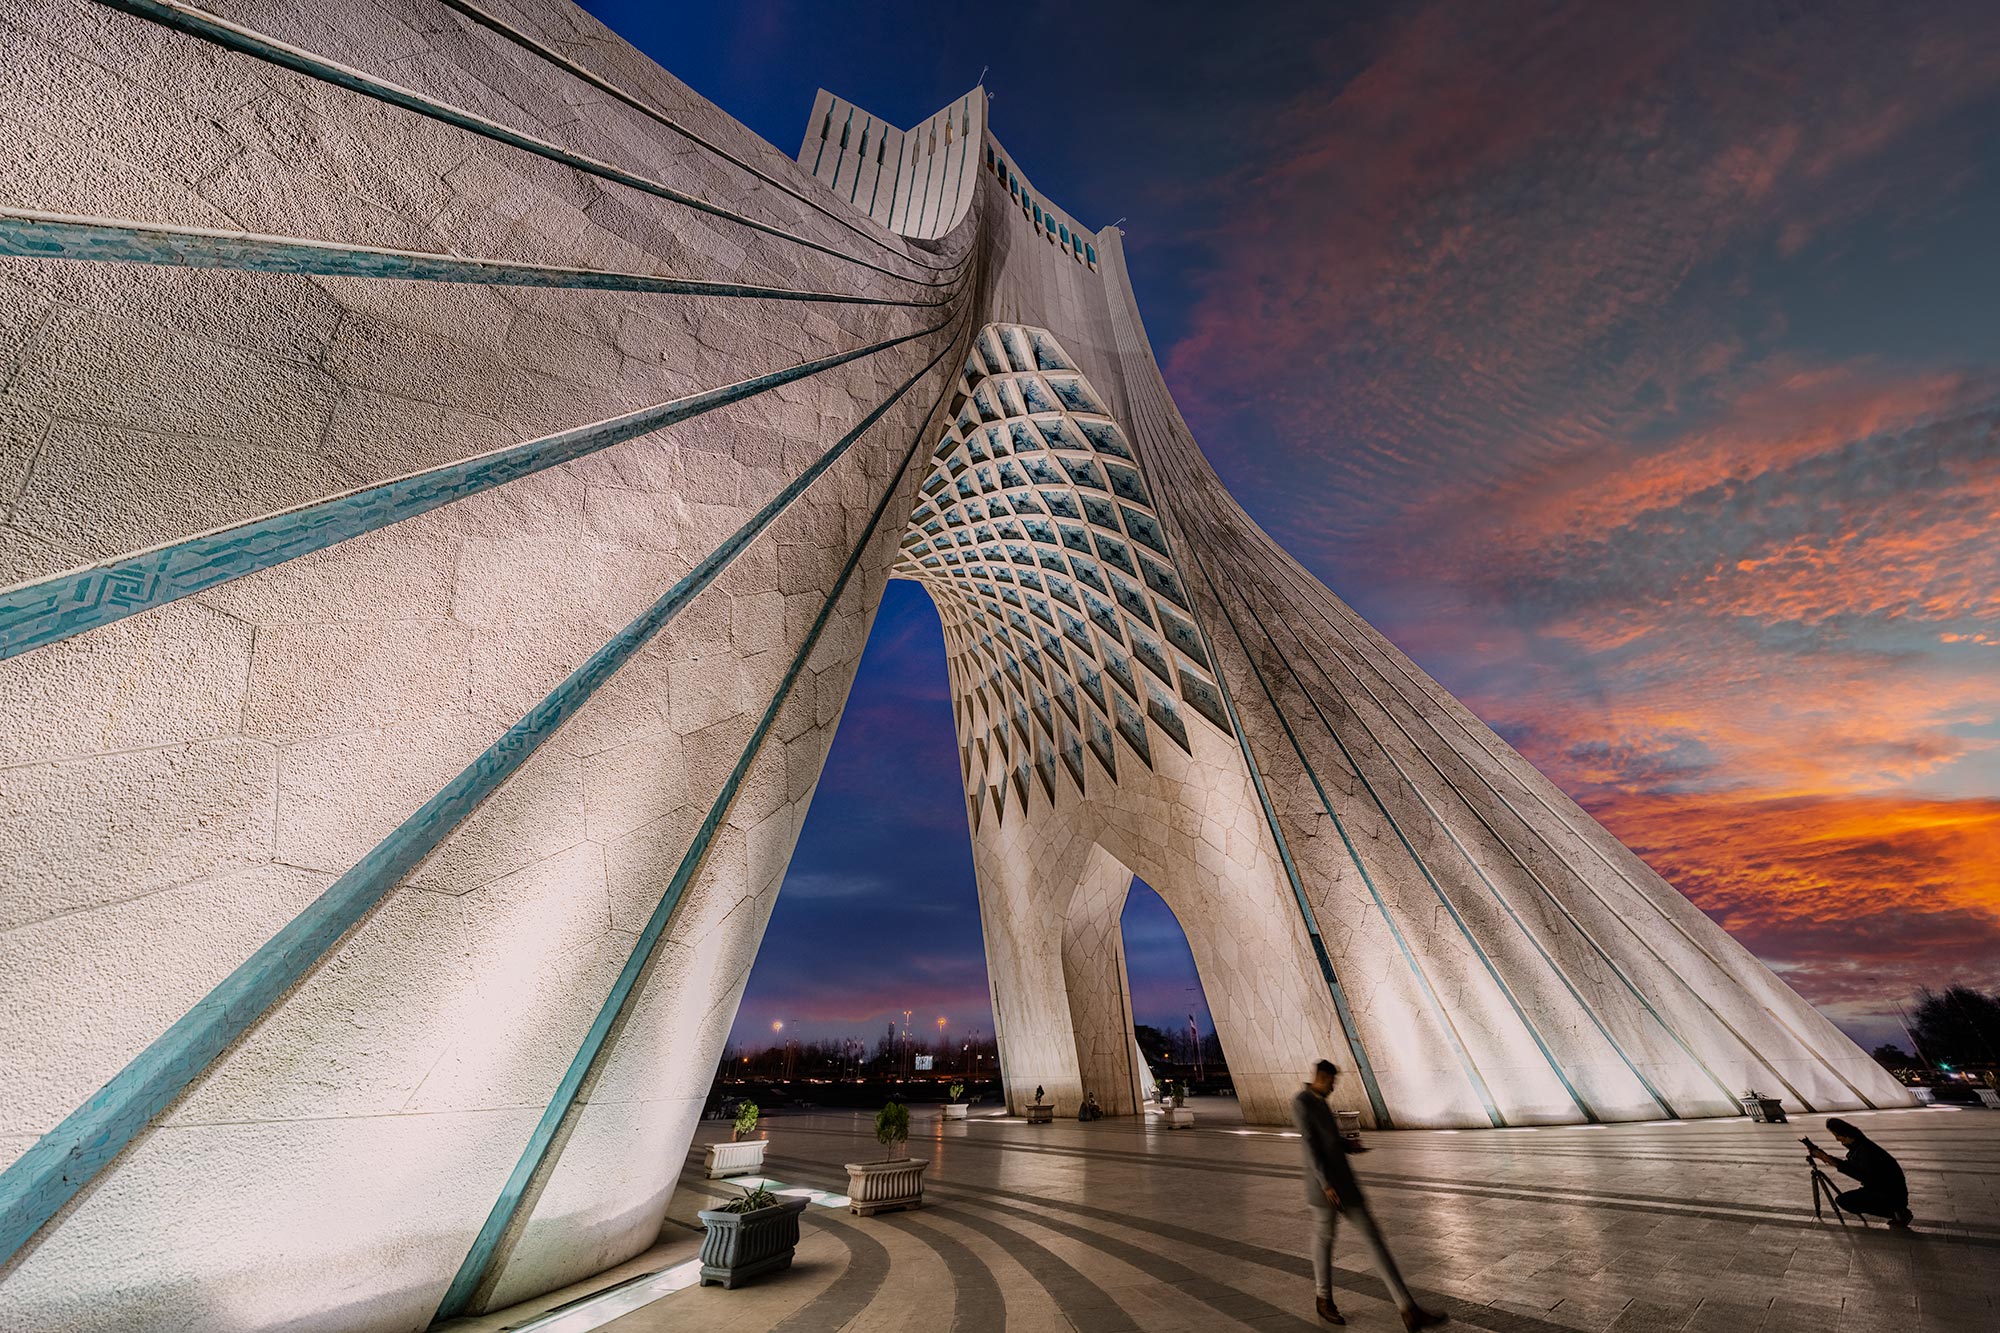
[581,0,2000,1056]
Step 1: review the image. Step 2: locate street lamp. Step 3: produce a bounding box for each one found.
[771,1019,798,1081]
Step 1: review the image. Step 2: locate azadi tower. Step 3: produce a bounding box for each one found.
[0,2,1907,1328]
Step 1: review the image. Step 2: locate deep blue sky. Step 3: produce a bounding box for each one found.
[576,0,1315,1045]
[584,1,2000,1055]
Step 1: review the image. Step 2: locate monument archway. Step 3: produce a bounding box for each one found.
[891,323,1355,1124]
[0,15,1910,1327]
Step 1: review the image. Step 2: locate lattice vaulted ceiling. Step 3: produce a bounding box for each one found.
[892,324,1232,828]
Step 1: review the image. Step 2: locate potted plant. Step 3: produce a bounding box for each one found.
[705,1100,767,1178]
[1161,1079,1194,1128]
[944,1082,969,1120]
[844,1101,928,1215]
[1025,1082,1054,1123]
[1738,1089,1786,1124]
[697,1183,808,1288]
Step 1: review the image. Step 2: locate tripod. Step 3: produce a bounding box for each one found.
[1808,1153,1863,1226]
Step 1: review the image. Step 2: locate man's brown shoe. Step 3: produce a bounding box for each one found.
[1402,1308,1448,1331]
[1316,1296,1345,1324]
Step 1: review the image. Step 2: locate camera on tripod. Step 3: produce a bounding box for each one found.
[1801,1136,1851,1223]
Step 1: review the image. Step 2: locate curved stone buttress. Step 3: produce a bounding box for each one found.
[0,3,1906,1329]
[890,323,1358,1124]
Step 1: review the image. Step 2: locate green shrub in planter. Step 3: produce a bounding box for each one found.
[875,1100,910,1160]
[718,1185,779,1214]
[733,1100,760,1141]
[948,1082,966,1104]
[847,1101,929,1215]
[698,1182,807,1288]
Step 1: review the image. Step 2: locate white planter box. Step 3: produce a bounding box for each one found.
[1978,1088,2000,1109]
[943,1103,969,1119]
[704,1138,767,1179]
[1025,1103,1054,1124]
[1166,1107,1195,1129]
[844,1158,928,1216]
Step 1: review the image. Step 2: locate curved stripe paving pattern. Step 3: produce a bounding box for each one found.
[768,1214,891,1333]
[576,1109,2000,1333]
[873,1213,1006,1333]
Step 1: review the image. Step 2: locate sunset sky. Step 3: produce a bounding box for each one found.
[585,0,2000,1056]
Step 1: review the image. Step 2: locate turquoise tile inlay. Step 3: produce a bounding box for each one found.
[0,317,952,661]
[0,314,967,1274]
[1086,711,1117,777]
[431,0,956,274]
[1144,679,1190,754]
[1097,365,1394,1128]
[1077,418,1133,460]
[101,0,958,290]
[1177,663,1230,733]
[1244,567,1670,1121]
[1111,689,1151,766]
[0,210,951,308]
[1178,541,1415,1129]
[434,334,967,1322]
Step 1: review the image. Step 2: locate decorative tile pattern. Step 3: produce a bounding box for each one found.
[0,209,951,307]
[892,324,1229,823]
[0,318,949,660]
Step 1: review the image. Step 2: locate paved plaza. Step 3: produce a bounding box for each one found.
[461,1101,2000,1333]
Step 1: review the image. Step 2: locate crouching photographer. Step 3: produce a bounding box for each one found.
[1805,1118,1912,1227]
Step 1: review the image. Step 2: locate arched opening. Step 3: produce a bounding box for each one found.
[720,322,1346,1127]
[1048,850,1246,1122]
[718,581,1001,1110]
[1123,878,1233,1116]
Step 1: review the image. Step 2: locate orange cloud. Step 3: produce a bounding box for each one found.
[1584,788,2000,1010]
[1135,0,2000,1044]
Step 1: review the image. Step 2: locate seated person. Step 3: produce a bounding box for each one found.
[1809,1118,1912,1226]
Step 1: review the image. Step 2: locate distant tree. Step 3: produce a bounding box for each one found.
[1134,1024,1175,1064]
[1200,1029,1226,1067]
[1910,985,2000,1070]
[1870,1043,1913,1070]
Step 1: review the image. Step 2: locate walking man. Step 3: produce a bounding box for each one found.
[1292,1059,1447,1328]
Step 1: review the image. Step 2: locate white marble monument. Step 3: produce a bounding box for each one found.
[0,3,1908,1328]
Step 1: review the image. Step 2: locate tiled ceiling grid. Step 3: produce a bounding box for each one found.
[891,324,1232,829]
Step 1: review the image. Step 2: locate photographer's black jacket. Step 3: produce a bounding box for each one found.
[1835,1137,1908,1207]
